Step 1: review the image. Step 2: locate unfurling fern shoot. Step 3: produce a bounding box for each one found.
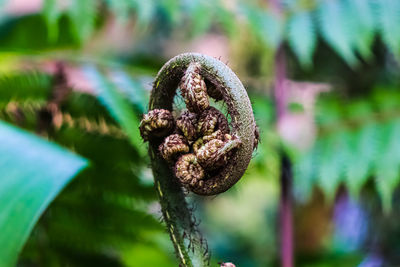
[139,53,257,266]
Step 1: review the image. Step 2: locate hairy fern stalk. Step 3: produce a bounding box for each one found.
[141,53,257,266]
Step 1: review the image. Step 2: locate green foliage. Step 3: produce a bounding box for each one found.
[43,0,61,43]
[287,11,316,68]
[0,121,87,267]
[68,0,97,43]
[83,65,145,156]
[0,66,173,265]
[243,4,283,49]
[294,89,400,211]
[5,0,398,66]
[377,0,400,58]
[8,86,173,266]
[0,71,51,108]
[316,0,357,66]
[1,0,400,265]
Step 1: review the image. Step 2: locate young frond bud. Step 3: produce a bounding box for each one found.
[202,130,226,143]
[197,106,229,136]
[175,153,205,189]
[176,110,198,142]
[159,134,189,162]
[196,135,242,171]
[139,109,174,141]
[180,63,209,113]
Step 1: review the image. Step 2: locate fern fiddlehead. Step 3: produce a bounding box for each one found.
[140,53,257,266]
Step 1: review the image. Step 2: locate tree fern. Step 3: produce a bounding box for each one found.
[132,0,156,27]
[317,132,350,201]
[344,123,378,198]
[104,0,132,23]
[159,0,181,25]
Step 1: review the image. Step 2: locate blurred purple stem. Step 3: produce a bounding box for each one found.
[275,45,294,267]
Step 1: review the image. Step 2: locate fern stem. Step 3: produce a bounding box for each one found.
[148,53,256,266]
[150,145,208,267]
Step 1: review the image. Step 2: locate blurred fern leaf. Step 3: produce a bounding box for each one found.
[83,65,145,156]
[294,89,400,209]
[68,0,97,43]
[317,0,357,66]
[42,0,61,43]
[287,11,316,68]
[0,121,87,267]
[377,0,400,57]
[0,71,51,108]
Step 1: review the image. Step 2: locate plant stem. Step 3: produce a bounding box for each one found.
[274,45,294,267]
[148,53,256,266]
[150,145,209,267]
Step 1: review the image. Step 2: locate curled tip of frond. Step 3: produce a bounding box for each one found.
[149,53,257,196]
[175,153,205,190]
[196,134,241,171]
[159,134,189,162]
[176,110,198,142]
[139,109,174,141]
[180,63,209,113]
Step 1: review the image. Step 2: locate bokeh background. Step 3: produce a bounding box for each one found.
[1,0,400,266]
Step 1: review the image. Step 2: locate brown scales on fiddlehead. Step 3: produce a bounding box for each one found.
[176,110,198,143]
[139,109,174,141]
[175,153,205,190]
[202,130,228,143]
[159,133,189,162]
[142,55,257,195]
[197,106,229,136]
[196,135,241,171]
[180,62,209,113]
[140,53,257,266]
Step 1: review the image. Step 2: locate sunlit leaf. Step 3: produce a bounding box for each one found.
[0,121,88,266]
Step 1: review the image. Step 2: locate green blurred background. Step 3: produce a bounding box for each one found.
[0,0,400,266]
